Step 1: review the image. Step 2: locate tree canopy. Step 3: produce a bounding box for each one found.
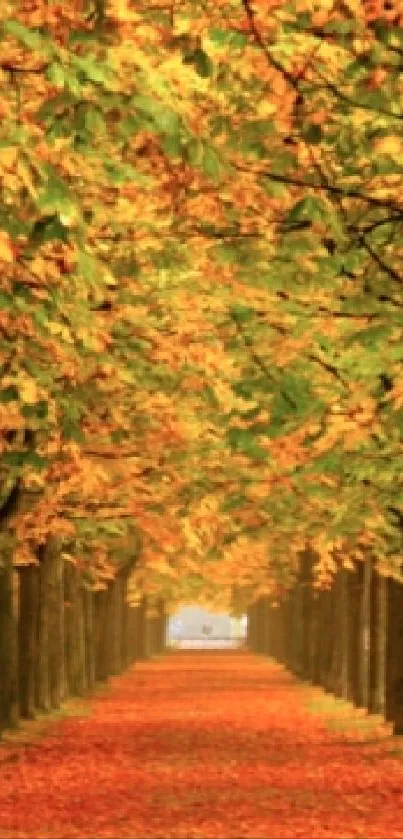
[2,0,403,613]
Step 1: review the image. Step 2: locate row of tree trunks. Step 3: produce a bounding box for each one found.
[247,558,403,734]
[0,541,167,736]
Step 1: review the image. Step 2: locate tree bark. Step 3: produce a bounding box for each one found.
[247,602,257,652]
[147,598,166,656]
[340,566,350,700]
[83,587,95,692]
[94,588,109,682]
[36,548,51,712]
[129,601,142,661]
[348,564,362,706]
[64,562,86,696]
[136,596,150,660]
[18,564,39,719]
[0,551,19,732]
[370,572,387,715]
[108,578,121,676]
[46,539,64,709]
[385,577,403,732]
[360,558,371,710]
[329,570,343,696]
[282,593,292,669]
[257,597,268,655]
[155,598,166,655]
[299,552,313,680]
[120,576,129,669]
[318,587,333,691]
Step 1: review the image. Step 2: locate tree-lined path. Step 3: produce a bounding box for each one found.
[2,651,403,839]
[4,0,403,834]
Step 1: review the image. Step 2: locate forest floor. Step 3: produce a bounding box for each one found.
[2,651,403,838]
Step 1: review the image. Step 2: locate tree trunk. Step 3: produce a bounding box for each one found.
[36,548,51,712]
[46,539,64,710]
[247,602,257,652]
[75,575,86,695]
[282,593,292,669]
[136,596,150,660]
[18,564,39,719]
[0,550,19,733]
[64,562,86,696]
[156,598,166,655]
[360,558,371,710]
[291,583,305,676]
[36,541,64,711]
[147,598,166,657]
[348,564,362,706]
[287,590,296,670]
[385,577,403,732]
[276,600,286,664]
[299,552,313,680]
[94,588,109,682]
[329,570,343,696]
[318,587,333,691]
[370,572,387,715]
[83,587,95,692]
[340,566,350,700]
[108,578,121,676]
[128,601,142,661]
[120,576,129,669]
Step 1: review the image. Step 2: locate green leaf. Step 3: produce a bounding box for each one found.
[323,18,357,35]
[73,56,113,86]
[345,58,368,80]
[220,493,247,512]
[29,215,70,246]
[0,208,29,238]
[132,95,181,136]
[35,173,77,224]
[3,20,51,53]
[103,160,152,187]
[302,124,323,144]
[227,428,267,460]
[230,32,247,49]
[2,451,48,470]
[162,133,182,158]
[0,291,14,310]
[186,138,205,167]
[230,304,255,323]
[190,48,213,78]
[286,196,327,224]
[0,386,18,403]
[211,244,238,264]
[203,146,220,179]
[346,325,391,349]
[21,400,49,420]
[208,28,230,45]
[46,62,66,88]
[209,28,246,48]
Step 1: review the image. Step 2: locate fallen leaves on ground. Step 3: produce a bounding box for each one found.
[1,652,403,838]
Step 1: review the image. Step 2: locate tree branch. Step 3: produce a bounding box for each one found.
[229,310,297,409]
[240,169,403,212]
[240,0,299,90]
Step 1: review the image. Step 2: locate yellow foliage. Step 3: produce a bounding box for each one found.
[0,231,14,262]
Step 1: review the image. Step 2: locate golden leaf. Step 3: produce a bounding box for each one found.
[0,231,14,262]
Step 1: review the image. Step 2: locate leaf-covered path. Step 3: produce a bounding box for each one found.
[2,652,403,839]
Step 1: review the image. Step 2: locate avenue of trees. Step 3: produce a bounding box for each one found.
[2,0,403,733]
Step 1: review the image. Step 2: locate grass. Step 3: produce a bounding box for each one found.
[0,695,95,750]
[301,687,392,743]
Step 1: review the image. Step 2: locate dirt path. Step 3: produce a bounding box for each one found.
[2,652,403,838]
